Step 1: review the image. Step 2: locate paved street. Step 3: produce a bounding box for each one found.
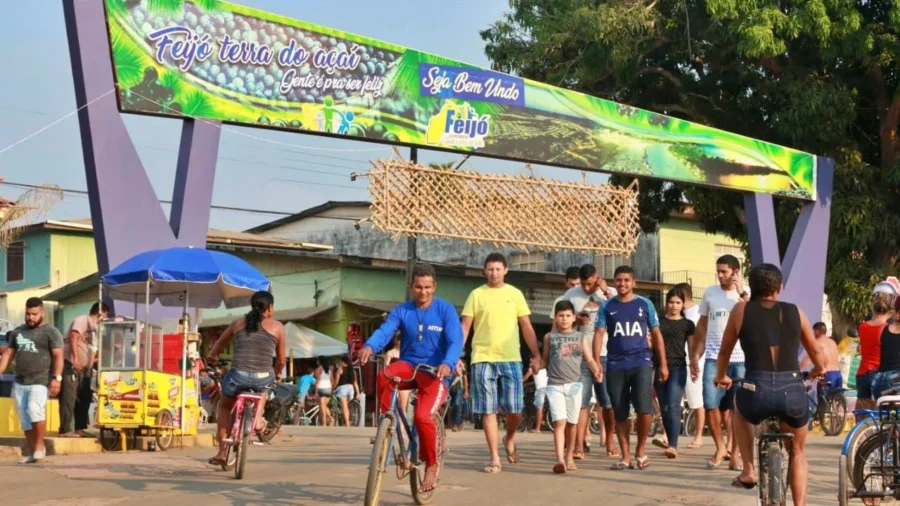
[1,426,841,505]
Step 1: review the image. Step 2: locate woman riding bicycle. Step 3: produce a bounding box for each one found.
[358,263,463,495]
[714,263,825,506]
[205,290,286,466]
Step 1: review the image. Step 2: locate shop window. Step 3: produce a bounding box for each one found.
[6,241,23,283]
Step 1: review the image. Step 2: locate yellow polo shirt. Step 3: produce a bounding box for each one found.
[462,284,531,364]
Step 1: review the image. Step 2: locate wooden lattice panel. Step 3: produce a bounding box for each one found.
[360,159,641,255]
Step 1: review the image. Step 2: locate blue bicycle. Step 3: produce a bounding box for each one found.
[838,406,881,505]
[365,364,450,506]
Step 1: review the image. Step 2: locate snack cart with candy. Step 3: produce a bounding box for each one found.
[95,246,272,452]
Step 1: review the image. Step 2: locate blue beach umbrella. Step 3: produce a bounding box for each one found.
[102,246,271,309]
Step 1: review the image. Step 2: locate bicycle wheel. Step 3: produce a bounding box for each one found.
[99,428,120,451]
[411,414,445,505]
[846,418,877,478]
[838,454,849,506]
[589,411,601,435]
[853,429,891,497]
[365,416,393,506]
[155,410,175,451]
[235,403,253,480]
[759,440,786,506]
[683,409,696,437]
[819,392,848,436]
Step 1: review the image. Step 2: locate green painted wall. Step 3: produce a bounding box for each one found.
[49,232,98,288]
[54,301,95,335]
[659,219,742,294]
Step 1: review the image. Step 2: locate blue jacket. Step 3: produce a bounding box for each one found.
[364,298,464,370]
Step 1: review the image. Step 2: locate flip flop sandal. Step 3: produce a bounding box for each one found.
[686,441,703,449]
[607,449,621,458]
[610,460,633,470]
[419,481,438,493]
[504,441,520,464]
[573,452,585,460]
[552,463,566,474]
[707,457,726,470]
[732,476,757,489]
[651,438,669,449]
[664,448,678,459]
[636,456,650,470]
[484,464,502,474]
[207,456,226,466]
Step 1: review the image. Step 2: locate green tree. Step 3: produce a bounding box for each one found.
[482,0,900,327]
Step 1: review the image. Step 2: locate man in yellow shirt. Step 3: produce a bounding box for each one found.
[461,253,541,474]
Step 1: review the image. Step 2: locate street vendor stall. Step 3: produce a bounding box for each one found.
[96,246,271,451]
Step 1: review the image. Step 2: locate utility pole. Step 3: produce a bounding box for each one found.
[405,147,418,300]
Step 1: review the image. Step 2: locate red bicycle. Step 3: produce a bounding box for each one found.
[207,369,268,480]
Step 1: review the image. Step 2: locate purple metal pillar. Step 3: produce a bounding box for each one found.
[744,158,835,322]
[62,0,220,315]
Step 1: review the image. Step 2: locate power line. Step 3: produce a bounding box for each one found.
[0,181,306,216]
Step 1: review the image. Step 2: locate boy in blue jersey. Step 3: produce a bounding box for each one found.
[359,263,464,494]
[592,266,668,471]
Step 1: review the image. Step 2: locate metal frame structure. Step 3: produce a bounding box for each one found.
[61,0,833,323]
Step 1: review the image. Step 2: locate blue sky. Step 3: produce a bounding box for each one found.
[0,0,608,232]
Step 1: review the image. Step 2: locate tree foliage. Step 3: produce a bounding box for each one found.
[482,0,900,324]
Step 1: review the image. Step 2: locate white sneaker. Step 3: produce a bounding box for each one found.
[20,450,46,464]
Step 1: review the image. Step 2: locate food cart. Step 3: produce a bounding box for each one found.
[95,246,271,452]
[96,318,197,451]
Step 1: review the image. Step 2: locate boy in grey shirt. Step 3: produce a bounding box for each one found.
[542,300,598,474]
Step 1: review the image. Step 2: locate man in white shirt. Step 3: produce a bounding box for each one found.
[557,264,617,458]
[691,255,745,469]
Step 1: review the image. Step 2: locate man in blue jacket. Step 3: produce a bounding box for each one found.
[359,263,464,493]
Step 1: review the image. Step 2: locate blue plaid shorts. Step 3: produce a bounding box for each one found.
[471,361,524,415]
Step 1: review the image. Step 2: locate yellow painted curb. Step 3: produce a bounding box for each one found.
[0,432,217,456]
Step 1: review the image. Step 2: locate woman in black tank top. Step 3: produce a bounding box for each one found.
[712,264,825,504]
[205,291,287,467]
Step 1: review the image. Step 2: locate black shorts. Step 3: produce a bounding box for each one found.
[736,371,809,429]
[605,366,653,421]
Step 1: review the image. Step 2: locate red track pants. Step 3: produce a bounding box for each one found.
[377,361,447,466]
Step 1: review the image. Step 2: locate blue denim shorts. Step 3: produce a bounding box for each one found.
[221,368,275,399]
[736,371,809,429]
[703,359,746,410]
[856,371,876,400]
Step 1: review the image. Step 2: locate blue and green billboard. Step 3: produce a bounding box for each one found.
[104,0,817,199]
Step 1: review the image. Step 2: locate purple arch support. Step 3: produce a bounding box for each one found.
[62,0,220,316]
[744,158,835,322]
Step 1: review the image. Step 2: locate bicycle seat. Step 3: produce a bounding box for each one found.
[876,395,900,407]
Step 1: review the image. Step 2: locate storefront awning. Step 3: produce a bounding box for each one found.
[199,302,337,328]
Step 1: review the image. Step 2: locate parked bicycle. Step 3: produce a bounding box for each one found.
[809,376,849,436]
[843,387,900,505]
[365,364,450,506]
